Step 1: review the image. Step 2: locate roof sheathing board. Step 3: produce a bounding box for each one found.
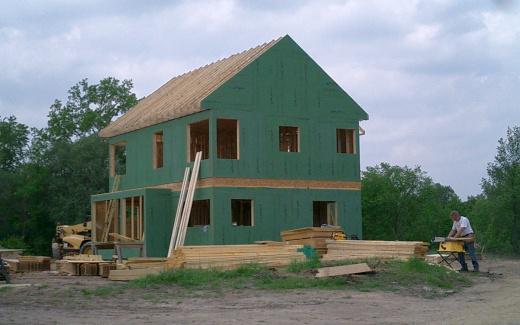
[99,37,282,138]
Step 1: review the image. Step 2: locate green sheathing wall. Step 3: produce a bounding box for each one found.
[211,187,362,244]
[144,189,173,257]
[203,35,367,181]
[183,188,216,245]
[107,110,213,191]
[209,108,361,180]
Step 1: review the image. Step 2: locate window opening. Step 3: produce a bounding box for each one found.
[188,199,210,226]
[279,126,299,152]
[313,201,337,227]
[336,129,355,154]
[110,143,127,176]
[188,120,209,161]
[153,131,164,168]
[217,119,238,159]
[231,199,253,226]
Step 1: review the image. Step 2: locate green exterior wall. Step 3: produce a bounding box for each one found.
[206,187,362,244]
[93,35,368,256]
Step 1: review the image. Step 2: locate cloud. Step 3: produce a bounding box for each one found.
[0,0,519,198]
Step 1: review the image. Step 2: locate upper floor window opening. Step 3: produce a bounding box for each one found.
[217,119,239,159]
[279,126,299,152]
[336,128,355,154]
[153,131,164,169]
[110,142,127,176]
[188,120,209,161]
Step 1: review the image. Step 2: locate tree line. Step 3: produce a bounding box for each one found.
[0,78,137,254]
[0,78,518,255]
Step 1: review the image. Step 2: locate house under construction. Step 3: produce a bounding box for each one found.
[91,35,369,257]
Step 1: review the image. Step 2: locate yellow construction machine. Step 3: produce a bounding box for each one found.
[51,221,92,259]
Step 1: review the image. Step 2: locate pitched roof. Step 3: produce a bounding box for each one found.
[99,37,282,138]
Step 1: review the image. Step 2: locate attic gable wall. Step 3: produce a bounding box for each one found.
[202,36,368,121]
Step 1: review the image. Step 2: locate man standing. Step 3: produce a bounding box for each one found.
[448,210,479,272]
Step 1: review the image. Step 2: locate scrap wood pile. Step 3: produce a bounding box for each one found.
[166,243,305,270]
[280,227,345,257]
[56,255,115,276]
[108,257,167,281]
[322,240,429,261]
[3,256,51,273]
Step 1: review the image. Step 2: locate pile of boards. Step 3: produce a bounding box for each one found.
[56,255,116,277]
[166,243,305,270]
[108,258,166,281]
[4,256,51,273]
[280,227,344,256]
[322,240,429,261]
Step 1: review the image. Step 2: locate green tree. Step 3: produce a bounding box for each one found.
[0,77,137,255]
[480,126,520,253]
[35,77,137,225]
[46,77,137,142]
[362,163,460,241]
[0,115,29,171]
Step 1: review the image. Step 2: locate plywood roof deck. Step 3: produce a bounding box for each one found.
[99,37,282,138]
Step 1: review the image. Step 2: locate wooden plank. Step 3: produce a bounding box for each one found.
[131,196,135,239]
[120,198,126,237]
[100,263,117,278]
[139,196,143,240]
[168,167,190,257]
[64,255,102,261]
[175,151,202,249]
[152,178,362,191]
[109,266,164,281]
[315,263,372,278]
[80,263,99,276]
[101,175,121,241]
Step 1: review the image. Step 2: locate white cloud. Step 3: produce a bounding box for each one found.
[0,0,519,198]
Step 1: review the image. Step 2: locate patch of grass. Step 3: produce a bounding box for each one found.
[79,258,472,299]
[129,263,266,289]
[285,256,321,273]
[349,258,471,297]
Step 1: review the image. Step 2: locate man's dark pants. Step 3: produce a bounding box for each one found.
[458,241,479,271]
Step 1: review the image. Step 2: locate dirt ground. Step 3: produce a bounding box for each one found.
[1,257,519,325]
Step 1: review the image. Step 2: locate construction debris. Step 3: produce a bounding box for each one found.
[63,254,102,261]
[56,255,110,276]
[315,263,372,278]
[166,243,305,270]
[322,240,429,261]
[124,257,167,269]
[280,227,345,256]
[4,256,51,273]
[99,263,117,278]
[109,266,164,281]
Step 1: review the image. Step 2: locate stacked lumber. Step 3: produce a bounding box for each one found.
[56,255,109,276]
[109,267,164,281]
[124,257,166,270]
[280,227,344,256]
[5,256,51,273]
[166,243,305,270]
[322,240,429,261]
[64,254,102,262]
[99,263,117,278]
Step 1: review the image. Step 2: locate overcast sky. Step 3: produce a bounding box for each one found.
[1,0,519,199]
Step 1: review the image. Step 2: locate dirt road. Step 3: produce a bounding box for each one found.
[1,257,518,324]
